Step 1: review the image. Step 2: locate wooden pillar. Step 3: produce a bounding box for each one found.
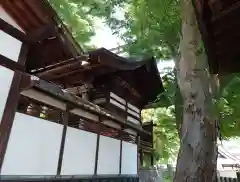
[0,43,28,171]
[140,149,143,167]
[94,116,101,175]
[237,172,240,182]
[150,152,154,166]
[119,126,123,175]
[57,109,69,175]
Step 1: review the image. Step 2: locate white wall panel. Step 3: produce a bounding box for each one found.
[0,7,23,62]
[0,67,13,124]
[121,142,138,175]
[97,136,120,175]
[0,31,22,62]
[61,127,97,175]
[1,113,63,175]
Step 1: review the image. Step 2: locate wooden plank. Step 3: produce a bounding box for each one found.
[0,18,27,42]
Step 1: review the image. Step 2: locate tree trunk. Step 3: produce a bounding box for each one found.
[173,0,218,181]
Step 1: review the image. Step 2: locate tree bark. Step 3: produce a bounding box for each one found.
[173,0,218,181]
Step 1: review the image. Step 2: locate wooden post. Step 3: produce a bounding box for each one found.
[57,109,69,175]
[150,153,154,166]
[94,116,101,175]
[119,126,123,175]
[237,171,240,182]
[0,43,28,171]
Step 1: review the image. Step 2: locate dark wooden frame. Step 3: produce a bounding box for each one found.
[0,42,28,170]
[0,16,142,179]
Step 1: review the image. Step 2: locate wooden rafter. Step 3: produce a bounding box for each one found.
[115,76,142,99]
[32,55,89,74]
[49,64,101,80]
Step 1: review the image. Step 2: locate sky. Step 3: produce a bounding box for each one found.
[90,18,175,74]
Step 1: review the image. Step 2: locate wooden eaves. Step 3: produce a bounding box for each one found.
[193,0,240,74]
[0,0,85,72]
[20,73,151,135]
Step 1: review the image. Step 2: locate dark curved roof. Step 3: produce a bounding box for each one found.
[89,47,149,70]
[89,48,164,107]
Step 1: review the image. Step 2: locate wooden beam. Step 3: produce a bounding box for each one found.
[0,54,25,72]
[50,64,100,80]
[31,55,89,74]
[36,61,83,77]
[0,18,27,42]
[58,22,84,55]
[211,1,240,22]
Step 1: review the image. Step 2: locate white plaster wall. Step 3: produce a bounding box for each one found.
[97,136,120,175]
[0,67,13,124]
[0,7,23,62]
[121,141,138,175]
[1,113,63,175]
[61,127,97,175]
